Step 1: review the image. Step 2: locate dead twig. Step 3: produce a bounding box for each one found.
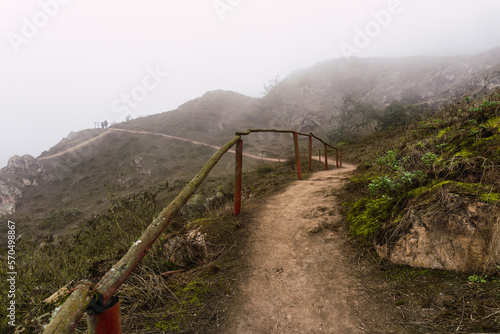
[160,269,186,277]
[455,296,466,333]
[354,323,371,333]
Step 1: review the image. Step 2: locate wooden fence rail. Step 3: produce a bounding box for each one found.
[43,130,342,334]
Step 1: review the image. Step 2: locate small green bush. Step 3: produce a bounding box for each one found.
[421,152,438,166]
[368,175,399,195]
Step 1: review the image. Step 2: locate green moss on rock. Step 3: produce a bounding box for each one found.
[346,196,393,238]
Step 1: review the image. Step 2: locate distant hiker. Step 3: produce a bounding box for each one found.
[104,120,108,128]
[101,121,104,128]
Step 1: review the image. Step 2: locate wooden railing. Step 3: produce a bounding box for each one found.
[42,129,342,334]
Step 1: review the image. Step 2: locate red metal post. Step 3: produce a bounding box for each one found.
[234,139,243,215]
[87,296,122,334]
[336,149,339,168]
[324,144,328,170]
[308,136,312,171]
[293,132,302,180]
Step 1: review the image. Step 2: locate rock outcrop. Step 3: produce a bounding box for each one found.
[0,154,42,215]
[6,154,42,175]
[375,192,500,272]
[0,179,22,215]
[163,229,209,268]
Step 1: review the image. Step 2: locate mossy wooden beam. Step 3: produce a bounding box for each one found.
[236,129,312,137]
[309,132,338,150]
[42,281,94,334]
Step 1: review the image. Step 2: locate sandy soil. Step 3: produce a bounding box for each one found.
[222,164,402,334]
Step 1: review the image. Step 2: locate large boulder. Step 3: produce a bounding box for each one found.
[6,154,42,175]
[375,191,500,272]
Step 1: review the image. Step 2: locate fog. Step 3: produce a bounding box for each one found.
[1,0,499,167]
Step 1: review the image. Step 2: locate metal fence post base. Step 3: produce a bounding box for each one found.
[87,296,122,334]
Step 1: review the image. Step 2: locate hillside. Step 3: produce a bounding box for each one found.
[116,49,500,152]
[343,88,500,271]
[116,49,500,143]
[261,48,500,136]
[339,88,500,332]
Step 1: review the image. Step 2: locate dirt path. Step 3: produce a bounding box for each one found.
[222,164,400,333]
[38,128,281,162]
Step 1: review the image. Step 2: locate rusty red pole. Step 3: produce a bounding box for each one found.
[293,132,302,180]
[234,139,243,215]
[308,136,312,171]
[340,149,343,167]
[87,296,122,334]
[324,144,328,170]
[336,149,339,168]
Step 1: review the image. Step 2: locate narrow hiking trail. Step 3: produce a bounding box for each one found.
[38,128,281,162]
[223,164,400,334]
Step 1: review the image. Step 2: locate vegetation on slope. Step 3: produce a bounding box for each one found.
[340,88,500,333]
[9,131,263,236]
[343,89,500,244]
[0,157,320,333]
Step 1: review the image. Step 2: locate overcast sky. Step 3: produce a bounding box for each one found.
[1,0,499,167]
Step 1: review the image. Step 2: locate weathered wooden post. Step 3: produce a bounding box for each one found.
[42,281,94,334]
[308,136,312,171]
[293,132,302,180]
[318,149,321,162]
[324,144,328,170]
[234,139,243,215]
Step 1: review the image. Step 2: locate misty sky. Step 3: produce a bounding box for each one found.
[1,0,500,167]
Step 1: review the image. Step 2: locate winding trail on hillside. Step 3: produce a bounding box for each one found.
[223,164,399,333]
[38,128,281,162]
